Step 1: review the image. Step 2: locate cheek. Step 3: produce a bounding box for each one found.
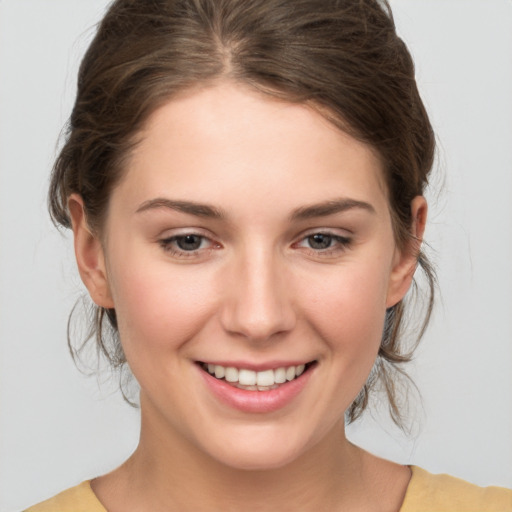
[301,260,389,369]
[107,254,216,357]
[288,261,391,426]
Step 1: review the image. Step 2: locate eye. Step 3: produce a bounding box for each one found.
[295,231,352,255]
[306,233,335,250]
[174,234,205,251]
[158,233,218,258]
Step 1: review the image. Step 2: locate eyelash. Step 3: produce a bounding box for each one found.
[158,230,352,259]
[158,234,218,259]
[294,232,352,257]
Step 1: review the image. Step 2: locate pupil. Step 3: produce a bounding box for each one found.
[309,234,331,249]
[177,235,202,251]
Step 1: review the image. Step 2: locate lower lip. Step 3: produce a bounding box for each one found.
[197,365,314,414]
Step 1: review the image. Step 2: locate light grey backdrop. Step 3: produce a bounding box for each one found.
[1,1,511,510]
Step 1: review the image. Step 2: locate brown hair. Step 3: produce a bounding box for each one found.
[49,0,435,428]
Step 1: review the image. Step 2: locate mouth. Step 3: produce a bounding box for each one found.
[197,361,317,391]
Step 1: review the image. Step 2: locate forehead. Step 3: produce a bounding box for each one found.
[113,82,389,218]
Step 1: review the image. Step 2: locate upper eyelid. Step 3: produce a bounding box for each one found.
[158,234,218,259]
[296,234,351,245]
[156,227,352,244]
[160,233,215,247]
[157,226,215,241]
[294,227,353,240]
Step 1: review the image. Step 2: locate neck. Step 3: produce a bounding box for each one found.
[123,418,365,510]
[92,397,408,512]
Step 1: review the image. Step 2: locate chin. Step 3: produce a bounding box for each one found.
[213,446,302,472]
[201,423,317,471]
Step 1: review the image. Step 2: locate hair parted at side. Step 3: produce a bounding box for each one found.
[49,0,436,428]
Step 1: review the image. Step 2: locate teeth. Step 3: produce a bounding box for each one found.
[237,384,258,391]
[286,366,296,381]
[274,367,287,384]
[225,367,238,383]
[256,369,274,387]
[214,365,225,379]
[238,369,256,386]
[204,362,310,389]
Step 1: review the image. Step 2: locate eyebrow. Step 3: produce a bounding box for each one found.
[135,198,225,219]
[135,196,375,221]
[290,198,376,221]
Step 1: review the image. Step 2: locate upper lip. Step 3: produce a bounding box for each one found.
[196,360,315,372]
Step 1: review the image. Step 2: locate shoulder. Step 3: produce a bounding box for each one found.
[24,481,106,512]
[400,466,512,512]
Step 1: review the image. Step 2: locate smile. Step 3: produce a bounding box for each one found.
[196,360,317,413]
[199,362,315,391]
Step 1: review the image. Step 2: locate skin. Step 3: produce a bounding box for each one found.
[70,82,427,511]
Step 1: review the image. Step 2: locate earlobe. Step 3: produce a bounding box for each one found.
[386,196,428,308]
[68,194,114,309]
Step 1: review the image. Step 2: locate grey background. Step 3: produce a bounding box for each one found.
[1,0,511,510]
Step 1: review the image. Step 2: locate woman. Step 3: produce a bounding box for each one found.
[21,0,512,510]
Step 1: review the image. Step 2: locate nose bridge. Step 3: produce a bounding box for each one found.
[221,243,295,341]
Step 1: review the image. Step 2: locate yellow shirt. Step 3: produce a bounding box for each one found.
[401,466,512,511]
[25,466,512,511]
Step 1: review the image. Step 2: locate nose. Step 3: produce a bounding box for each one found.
[220,247,296,342]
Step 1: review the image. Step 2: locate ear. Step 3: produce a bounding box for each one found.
[68,194,114,309]
[386,196,427,308]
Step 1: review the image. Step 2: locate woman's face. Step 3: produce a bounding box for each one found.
[74,82,421,470]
